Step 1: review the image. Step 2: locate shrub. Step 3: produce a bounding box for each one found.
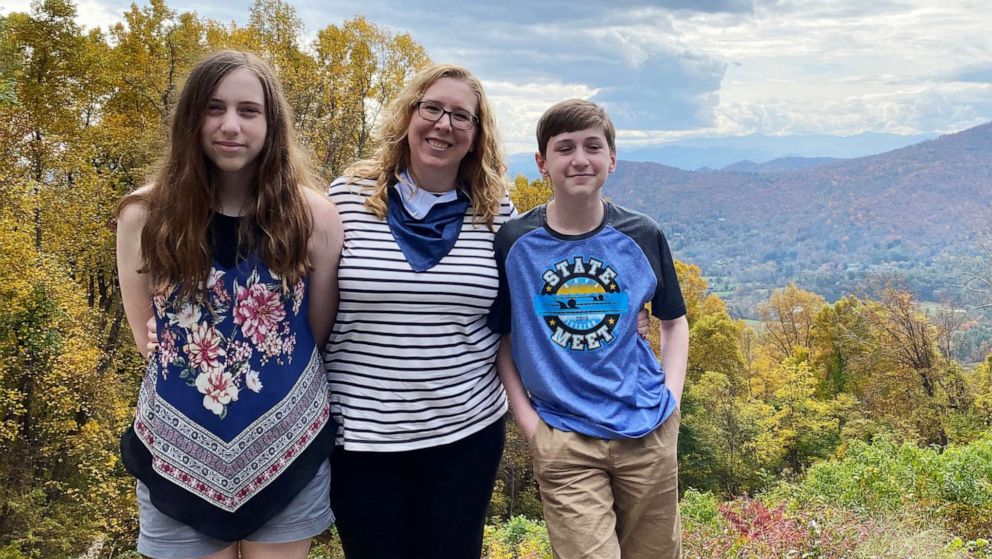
[774,434,992,539]
[483,516,552,559]
[680,488,721,527]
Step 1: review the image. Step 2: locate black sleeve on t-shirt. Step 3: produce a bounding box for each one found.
[608,203,687,320]
[486,207,544,334]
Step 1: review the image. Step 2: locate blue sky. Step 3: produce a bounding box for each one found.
[7,0,992,154]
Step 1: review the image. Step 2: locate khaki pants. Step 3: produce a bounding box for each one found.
[530,409,681,559]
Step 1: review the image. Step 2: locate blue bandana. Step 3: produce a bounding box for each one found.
[387,180,469,272]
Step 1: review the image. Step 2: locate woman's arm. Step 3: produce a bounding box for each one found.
[304,188,344,348]
[116,200,154,359]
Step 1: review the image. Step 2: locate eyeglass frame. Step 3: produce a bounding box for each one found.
[414,101,479,130]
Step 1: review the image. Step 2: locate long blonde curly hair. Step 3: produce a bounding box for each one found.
[345,64,507,229]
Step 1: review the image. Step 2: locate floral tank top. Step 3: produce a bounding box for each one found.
[120,215,334,541]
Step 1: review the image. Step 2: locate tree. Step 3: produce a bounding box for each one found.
[107,0,205,122]
[509,175,551,214]
[680,371,779,495]
[687,312,745,381]
[865,286,941,398]
[675,261,711,327]
[0,216,134,557]
[809,295,879,397]
[970,356,992,427]
[758,283,827,360]
[960,217,992,311]
[4,0,91,249]
[490,422,542,521]
[306,15,430,177]
[765,357,853,472]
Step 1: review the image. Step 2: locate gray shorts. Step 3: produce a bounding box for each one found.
[136,459,334,559]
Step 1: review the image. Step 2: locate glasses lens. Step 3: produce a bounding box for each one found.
[419,102,444,120]
[417,102,476,130]
[450,111,475,130]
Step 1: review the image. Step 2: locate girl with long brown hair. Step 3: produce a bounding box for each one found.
[116,50,342,559]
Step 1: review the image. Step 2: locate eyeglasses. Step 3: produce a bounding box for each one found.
[415,101,479,130]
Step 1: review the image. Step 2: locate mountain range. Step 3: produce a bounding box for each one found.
[600,122,992,313]
[507,131,937,178]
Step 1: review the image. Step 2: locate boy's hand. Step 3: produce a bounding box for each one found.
[637,308,649,338]
[146,317,159,355]
[496,335,543,444]
[518,408,541,444]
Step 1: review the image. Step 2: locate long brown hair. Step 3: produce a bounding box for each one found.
[346,64,507,229]
[117,50,315,298]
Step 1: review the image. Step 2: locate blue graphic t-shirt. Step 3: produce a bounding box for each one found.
[487,202,686,439]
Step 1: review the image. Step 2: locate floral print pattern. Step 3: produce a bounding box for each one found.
[234,281,286,345]
[153,266,303,418]
[185,323,226,373]
[195,369,240,417]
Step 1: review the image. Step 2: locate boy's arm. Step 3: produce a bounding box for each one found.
[497,335,540,441]
[659,315,689,407]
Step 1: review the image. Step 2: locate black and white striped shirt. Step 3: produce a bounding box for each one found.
[324,177,514,451]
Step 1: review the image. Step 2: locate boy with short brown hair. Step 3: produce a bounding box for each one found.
[488,99,689,558]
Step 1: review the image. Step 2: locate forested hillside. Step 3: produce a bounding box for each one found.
[604,124,992,318]
[1,1,990,557]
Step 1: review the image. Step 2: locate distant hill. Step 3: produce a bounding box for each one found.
[721,156,838,173]
[508,131,937,178]
[621,131,937,170]
[604,122,992,313]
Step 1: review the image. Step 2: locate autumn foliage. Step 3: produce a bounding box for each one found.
[2,1,991,557]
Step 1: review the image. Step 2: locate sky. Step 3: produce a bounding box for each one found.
[5,0,992,154]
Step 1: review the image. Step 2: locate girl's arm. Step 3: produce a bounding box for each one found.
[304,188,344,348]
[116,200,154,359]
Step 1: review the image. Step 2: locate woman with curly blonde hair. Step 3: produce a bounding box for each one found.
[324,63,514,558]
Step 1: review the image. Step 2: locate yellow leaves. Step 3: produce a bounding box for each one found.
[509,175,552,214]
[0,217,37,308]
[966,358,992,426]
[758,283,827,360]
[675,260,709,326]
[0,388,26,446]
[483,517,553,559]
[688,312,746,382]
[306,15,430,177]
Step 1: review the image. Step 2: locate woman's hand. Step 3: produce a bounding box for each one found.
[146,316,159,355]
[637,308,650,338]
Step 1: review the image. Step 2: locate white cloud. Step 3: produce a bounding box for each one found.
[0,1,32,15]
[714,82,992,135]
[483,80,599,153]
[74,0,127,31]
[665,0,992,136]
[3,0,126,32]
[16,0,992,148]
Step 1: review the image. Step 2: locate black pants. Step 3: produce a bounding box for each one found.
[330,416,506,559]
